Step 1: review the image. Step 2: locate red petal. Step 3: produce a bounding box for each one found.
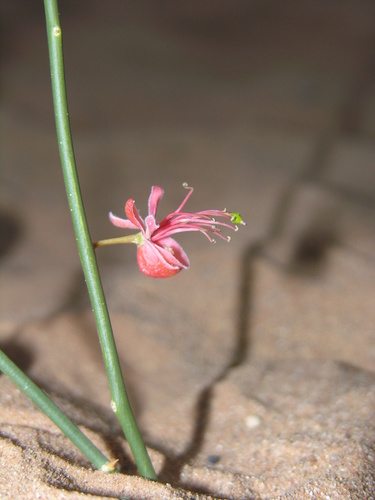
[155,237,190,269]
[125,199,145,231]
[148,186,164,218]
[109,212,138,230]
[136,238,189,278]
[145,214,159,239]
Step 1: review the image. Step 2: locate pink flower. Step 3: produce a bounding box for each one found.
[95,184,246,278]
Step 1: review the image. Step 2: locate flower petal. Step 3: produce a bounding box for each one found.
[145,214,159,239]
[155,237,190,269]
[109,212,139,230]
[148,186,164,218]
[125,199,145,231]
[136,237,189,278]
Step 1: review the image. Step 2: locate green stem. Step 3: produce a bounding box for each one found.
[0,349,113,471]
[94,233,142,248]
[43,0,156,480]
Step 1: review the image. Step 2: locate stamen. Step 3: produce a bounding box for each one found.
[234,225,239,232]
[211,239,216,244]
[176,183,194,212]
[211,217,216,222]
[227,236,231,242]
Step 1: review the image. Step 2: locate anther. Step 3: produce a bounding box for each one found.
[227,236,231,242]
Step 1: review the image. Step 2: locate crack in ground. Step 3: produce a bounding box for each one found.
[158,55,375,487]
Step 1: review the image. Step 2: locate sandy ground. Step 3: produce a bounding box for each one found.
[1,1,375,498]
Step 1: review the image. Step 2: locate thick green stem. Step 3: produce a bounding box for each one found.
[43,0,156,480]
[0,349,113,471]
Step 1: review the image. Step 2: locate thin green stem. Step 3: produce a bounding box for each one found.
[0,349,113,471]
[43,0,156,480]
[94,233,141,248]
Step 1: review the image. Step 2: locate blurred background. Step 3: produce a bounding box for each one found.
[1,2,375,494]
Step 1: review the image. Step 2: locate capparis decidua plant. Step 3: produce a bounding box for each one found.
[0,0,246,484]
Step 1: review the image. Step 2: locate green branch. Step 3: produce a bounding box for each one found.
[0,349,113,471]
[43,0,156,480]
